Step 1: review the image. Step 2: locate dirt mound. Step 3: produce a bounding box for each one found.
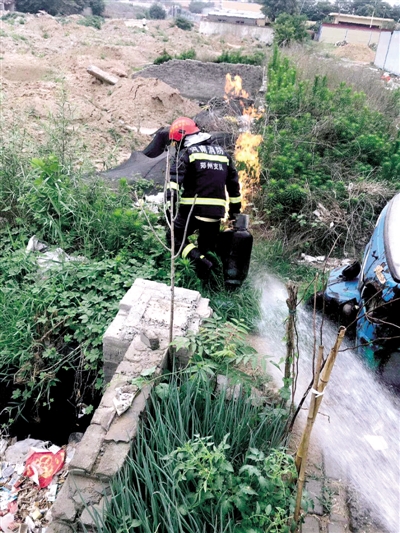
[332,43,375,64]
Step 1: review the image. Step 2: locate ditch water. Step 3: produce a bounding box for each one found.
[256,273,400,533]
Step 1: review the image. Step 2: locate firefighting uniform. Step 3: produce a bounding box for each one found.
[168,133,242,272]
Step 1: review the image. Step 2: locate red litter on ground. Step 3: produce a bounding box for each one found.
[23,449,66,489]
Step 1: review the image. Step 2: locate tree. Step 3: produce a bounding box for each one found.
[273,13,309,45]
[188,1,207,13]
[16,0,87,15]
[89,0,105,16]
[300,0,332,21]
[261,0,298,21]
[148,3,167,19]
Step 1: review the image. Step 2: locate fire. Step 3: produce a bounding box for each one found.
[224,73,249,99]
[224,73,263,208]
[235,132,263,209]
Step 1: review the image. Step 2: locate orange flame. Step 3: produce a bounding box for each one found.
[224,73,263,209]
[235,132,263,209]
[224,73,249,99]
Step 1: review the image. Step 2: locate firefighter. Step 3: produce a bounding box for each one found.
[167,117,242,278]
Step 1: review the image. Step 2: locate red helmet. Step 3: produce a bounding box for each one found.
[169,117,200,142]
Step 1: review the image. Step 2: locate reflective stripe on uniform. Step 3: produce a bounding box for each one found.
[182,243,196,259]
[229,196,241,204]
[168,182,179,191]
[188,153,229,164]
[180,197,227,207]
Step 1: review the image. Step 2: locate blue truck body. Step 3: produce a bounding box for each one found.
[321,193,400,386]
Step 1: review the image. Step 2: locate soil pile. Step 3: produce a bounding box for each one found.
[332,42,375,63]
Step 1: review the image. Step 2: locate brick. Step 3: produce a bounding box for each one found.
[105,389,149,442]
[69,476,105,508]
[91,406,116,432]
[50,482,77,522]
[306,479,324,515]
[80,497,106,527]
[302,515,320,533]
[46,522,74,533]
[94,442,131,479]
[327,522,347,533]
[68,424,106,473]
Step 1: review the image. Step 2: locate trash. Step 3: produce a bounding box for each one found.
[0,512,17,533]
[24,449,66,489]
[5,441,46,465]
[113,387,135,416]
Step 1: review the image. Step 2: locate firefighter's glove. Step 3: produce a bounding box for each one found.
[228,202,241,221]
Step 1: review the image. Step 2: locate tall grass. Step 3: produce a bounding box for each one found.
[88,374,290,533]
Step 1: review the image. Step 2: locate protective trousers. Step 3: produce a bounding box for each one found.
[170,213,221,278]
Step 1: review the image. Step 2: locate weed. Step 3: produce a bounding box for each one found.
[215,49,265,65]
[86,374,296,532]
[78,16,104,30]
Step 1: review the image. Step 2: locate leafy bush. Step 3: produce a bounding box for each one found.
[153,49,173,64]
[188,0,208,13]
[77,15,104,29]
[148,3,166,19]
[215,49,265,66]
[256,47,399,255]
[176,48,196,60]
[273,13,309,46]
[153,48,196,65]
[89,375,299,532]
[174,16,193,30]
[89,0,105,16]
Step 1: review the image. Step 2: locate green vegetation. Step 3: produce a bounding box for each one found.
[77,15,104,29]
[188,0,208,13]
[148,3,166,19]
[273,14,309,46]
[153,48,196,65]
[260,0,298,21]
[256,47,400,255]
[88,365,305,532]
[215,49,265,66]
[174,16,194,31]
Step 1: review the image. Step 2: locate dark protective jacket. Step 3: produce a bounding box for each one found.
[169,138,242,219]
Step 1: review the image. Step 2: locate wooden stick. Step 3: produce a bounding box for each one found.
[293,326,346,524]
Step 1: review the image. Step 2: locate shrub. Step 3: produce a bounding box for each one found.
[89,0,105,16]
[215,49,265,65]
[256,47,398,255]
[77,15,104,29]
[153,49,173,64]
[273,13,309,46]
[174,16,193,30]
[188,0,208,13]
[176,48,196,60]
[148,3,166,19]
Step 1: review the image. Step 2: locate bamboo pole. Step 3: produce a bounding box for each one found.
[293,326,346,524]
[285,282,298,384]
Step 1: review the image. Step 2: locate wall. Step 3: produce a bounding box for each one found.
[375,30,400,75]
[318,23,381,45]
[199,20,273,44]
[47,278,212,532]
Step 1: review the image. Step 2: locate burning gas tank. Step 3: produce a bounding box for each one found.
[217,214,253,289]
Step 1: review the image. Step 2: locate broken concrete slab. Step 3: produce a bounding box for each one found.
[132,59,263,102]
[87,65,119,85]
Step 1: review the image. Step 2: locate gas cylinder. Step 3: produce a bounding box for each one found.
[217,214,253,289]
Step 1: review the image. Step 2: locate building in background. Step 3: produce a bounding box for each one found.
[317,12,395,46]
[375,30,400,75]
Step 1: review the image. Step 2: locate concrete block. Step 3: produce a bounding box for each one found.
[69,424,106,473]
[69,476,105,508]
[197,297,212,318]
[105,389,149,443]
[140,329,160,350]
[327,522,347,533]
[79,497,106,527]
[103,361,118,383]
[91,406,116,432]
[46,522,74,533]
[50,482,77,522]
[302,515,320,533]
[175,286,200,303]
[94,441,131,479]
[119,283,145,312]
[306,479,324,515]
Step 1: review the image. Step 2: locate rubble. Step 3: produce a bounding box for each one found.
[87,65,119,86]
[0,436,81,533]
